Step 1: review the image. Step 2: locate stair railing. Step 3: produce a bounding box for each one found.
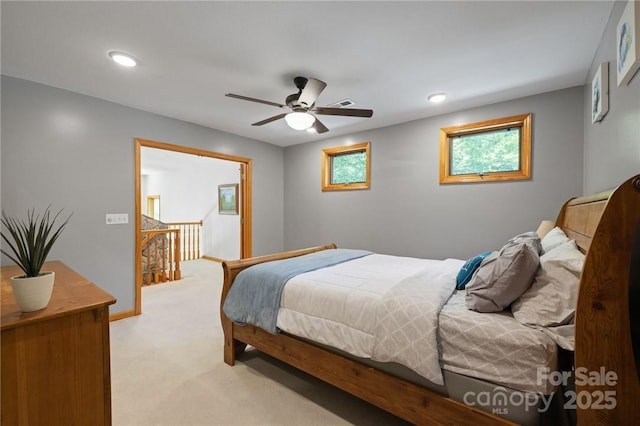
[141,229,181,285]
[167,221,202,261]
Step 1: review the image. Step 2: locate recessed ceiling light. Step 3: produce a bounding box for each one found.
[428,93,447,103]
[108,51,137,67]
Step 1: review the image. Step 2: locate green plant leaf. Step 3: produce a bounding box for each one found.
[1,206,72,277]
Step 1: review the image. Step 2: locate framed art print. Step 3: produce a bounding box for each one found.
[218,183,239,215]
[592,62,609,123]
[617,0,640,86]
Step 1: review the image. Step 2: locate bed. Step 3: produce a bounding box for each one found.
[220,174,640,425]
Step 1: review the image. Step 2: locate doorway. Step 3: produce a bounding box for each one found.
[134,138,252,316]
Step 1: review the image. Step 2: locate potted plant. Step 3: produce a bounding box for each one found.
[1,206,71,312]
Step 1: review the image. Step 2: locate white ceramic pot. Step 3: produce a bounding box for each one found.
[10,272,55,312]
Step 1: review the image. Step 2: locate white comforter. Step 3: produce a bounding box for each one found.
[276,254,463,385]
[372,258,463,385]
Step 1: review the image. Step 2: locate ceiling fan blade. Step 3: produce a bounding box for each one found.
[314,107,373,118]
[311,118,329,134]
[252,113,287,126]
[297,78,327,108]
[226,93,287,108]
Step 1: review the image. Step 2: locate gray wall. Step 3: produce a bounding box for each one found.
[284,87,584,260]
[1,76,284,314]
[583,0,640,194]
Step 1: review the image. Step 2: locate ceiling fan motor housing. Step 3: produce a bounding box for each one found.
[293,76,308,91]
[285,93,302,108]
[287,76,309,109]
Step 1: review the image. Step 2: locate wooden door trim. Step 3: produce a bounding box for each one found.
[133,138,252,316]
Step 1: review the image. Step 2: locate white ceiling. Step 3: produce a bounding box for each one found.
[1,1,614,147]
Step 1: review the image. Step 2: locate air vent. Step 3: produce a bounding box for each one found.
[329,99,355,108]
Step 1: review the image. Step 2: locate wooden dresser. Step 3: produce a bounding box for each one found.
[1,261,116,425]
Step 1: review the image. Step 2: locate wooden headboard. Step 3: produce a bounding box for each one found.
[559,174,640,425]
[556,190,611,254]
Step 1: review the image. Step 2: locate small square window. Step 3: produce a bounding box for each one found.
[322,142,370,191]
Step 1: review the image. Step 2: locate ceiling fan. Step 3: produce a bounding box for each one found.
[225,76,373,134]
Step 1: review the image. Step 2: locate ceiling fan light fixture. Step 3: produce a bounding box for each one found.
[428,93,447,103]
[285,112,315,130]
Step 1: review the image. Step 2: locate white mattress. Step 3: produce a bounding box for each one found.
[276,253,558,394]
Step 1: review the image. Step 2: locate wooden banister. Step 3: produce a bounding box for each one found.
[173,230,181,280]
[140,220,200,285]
[141,229,181,285]
[167,221,202,261]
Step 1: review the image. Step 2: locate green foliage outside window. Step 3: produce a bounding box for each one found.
[332,152,366,184]
[322,142,370,191]
[450,128,520,175]
[440,113,531,184]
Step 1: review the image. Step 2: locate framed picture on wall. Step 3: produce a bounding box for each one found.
[616,0,640,86]
[591,62,609,123]
[218,183,239,215]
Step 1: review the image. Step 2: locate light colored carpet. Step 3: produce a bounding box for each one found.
[110,259,410,426]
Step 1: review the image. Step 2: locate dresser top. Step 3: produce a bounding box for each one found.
[1,261,116,330]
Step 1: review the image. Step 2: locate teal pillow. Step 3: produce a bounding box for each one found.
[456,251,491,290]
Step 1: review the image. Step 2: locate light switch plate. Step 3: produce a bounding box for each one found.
[106,213,128,225]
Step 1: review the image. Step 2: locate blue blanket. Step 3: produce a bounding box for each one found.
[223,248,372,334]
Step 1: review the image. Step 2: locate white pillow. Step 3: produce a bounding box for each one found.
[511,240,583,327]
[540,227,572,254]
[536,220,556,239]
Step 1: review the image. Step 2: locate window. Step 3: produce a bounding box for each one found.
[322,142,371,191]
[439,113,532,184]
[147,195,160,220]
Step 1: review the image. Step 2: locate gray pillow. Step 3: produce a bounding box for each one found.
[502,231,542,254]
[465,243,540,312]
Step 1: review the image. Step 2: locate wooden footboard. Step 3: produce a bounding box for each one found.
[220,244,336,365]
[220,174,640,425]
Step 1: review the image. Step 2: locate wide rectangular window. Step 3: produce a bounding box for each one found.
[440,113,532,184]
[322,142,370,191]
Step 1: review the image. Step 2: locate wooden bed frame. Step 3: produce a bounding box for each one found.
[220,174,640,425]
